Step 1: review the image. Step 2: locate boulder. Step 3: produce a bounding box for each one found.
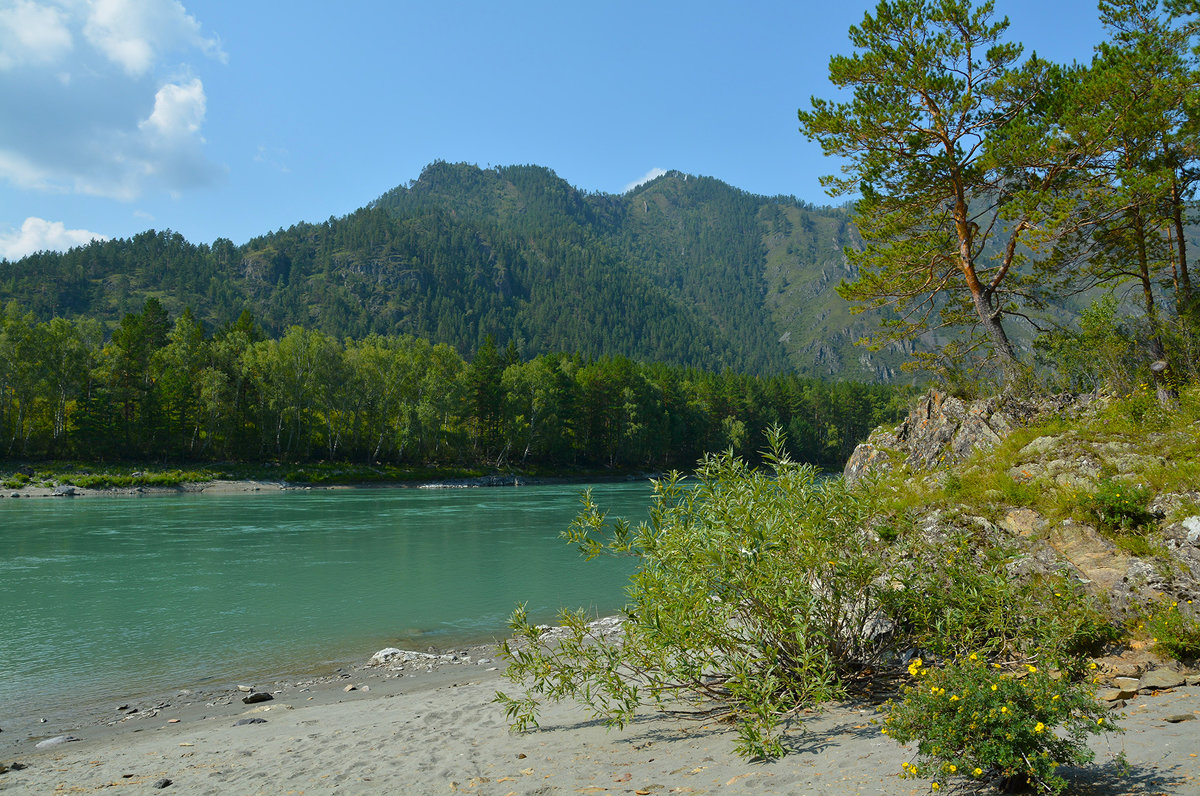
[1139,669,1187,691]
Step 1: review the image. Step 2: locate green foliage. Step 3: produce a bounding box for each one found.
[1142,598,1200,661]
[882,534,1119,663]
[1085,478,1154,532]
[884,657,1120,795]
[497,431,889,759]
[1035,295,1143,394]
[798,0,1083,384]
[0,296,911,472]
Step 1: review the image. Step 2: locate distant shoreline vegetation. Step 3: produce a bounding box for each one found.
[0,299,915,473]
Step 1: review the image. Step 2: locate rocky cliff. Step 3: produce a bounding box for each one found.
[846,389,1200,677]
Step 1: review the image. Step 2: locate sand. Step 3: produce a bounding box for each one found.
[3,647,1199,796]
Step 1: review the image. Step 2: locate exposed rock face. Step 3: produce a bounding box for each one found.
[843,390,1093,485]
[846,388,1200,635]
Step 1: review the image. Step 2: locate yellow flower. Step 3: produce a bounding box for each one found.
[1051,694,1060,701]
[1097,718,1105,725]
[969,652,978,661]
[1088,662,1097,670]
[991,684,998,691]
[908,657,924,676]
[1001,706,1009,714]
[973,767,983,776]
[932,784,941,792]
[949,695,959,702]
[1035,722,1045,733]
[1026,664,1037,673]
[948,764,957,773]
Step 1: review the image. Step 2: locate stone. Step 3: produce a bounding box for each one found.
[1140,669,1187,691]
[1113,677,1141,692]
[343,684,357,692]
[234,718,267,726]
[152,778,172,789]
[241,692,273,704]
[1097,689,1131,702]
[35,735,81,749]
[370,647,403,665]
[1164,714,1196,723]
[51,485,76,497]
[843,390,1091,484]
[237,685,253,692]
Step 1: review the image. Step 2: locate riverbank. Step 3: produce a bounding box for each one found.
[0,473,654,499]
[3,641,1198,795]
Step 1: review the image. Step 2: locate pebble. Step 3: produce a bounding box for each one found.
[234,718,268,726]
[35,735,81,749]
[242,692,273,704]
[152,777,172,789]
[237,685,253,693]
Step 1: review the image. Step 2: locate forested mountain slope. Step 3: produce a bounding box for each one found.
[1,162,911,379]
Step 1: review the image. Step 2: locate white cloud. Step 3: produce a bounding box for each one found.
[0,1,74,70]
[83,0,225,77]
[0,0,225,200]
[623,167,668,193]
[0,216,108,260]
[140,77,205,138]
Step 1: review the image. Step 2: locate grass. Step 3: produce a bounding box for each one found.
[874,384,1200,537]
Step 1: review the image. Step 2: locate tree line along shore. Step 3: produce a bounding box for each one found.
[0,298,913,476]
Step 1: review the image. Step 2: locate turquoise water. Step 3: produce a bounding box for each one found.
[0,482,649,722]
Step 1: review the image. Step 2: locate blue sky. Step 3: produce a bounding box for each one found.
[0,0,1107,259]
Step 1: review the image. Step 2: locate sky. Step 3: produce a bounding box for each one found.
[0,0,1110,260]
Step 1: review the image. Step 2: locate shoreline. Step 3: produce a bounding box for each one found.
[0,473,656,500]
[3,641,1198,794]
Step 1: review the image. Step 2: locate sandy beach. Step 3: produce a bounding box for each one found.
[3,643,1199,796]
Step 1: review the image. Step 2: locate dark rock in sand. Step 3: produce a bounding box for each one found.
[242,692,273,704]
[234,718,267,726]
[152,777,172,788]
[1140,669,1187,691]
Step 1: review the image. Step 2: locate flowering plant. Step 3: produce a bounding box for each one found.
[883,655,1120,795]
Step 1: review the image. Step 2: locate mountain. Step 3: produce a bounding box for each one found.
[0,162,909,380]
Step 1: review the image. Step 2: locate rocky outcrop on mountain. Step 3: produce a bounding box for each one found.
[848,388,1200,640]
[843,390,1096,486]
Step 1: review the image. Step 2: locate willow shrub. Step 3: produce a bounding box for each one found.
[495,430,889,758]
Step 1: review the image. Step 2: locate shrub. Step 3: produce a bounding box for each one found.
[1143,598,1200,661]
[884,656,1120,795]
[882,534,1119,663]
[1086,478,1153,532]
[496,430,889,758]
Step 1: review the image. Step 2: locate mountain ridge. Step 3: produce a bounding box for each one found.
[1,162,907,380]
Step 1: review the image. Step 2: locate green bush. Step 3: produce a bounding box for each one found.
[1144,598,1200,661]
[884,657,1120,795]
[496,430,888,758]
[1086,478,1153,532]
[882,534,1119,663]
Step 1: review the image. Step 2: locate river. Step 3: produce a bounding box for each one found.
[0,481,650,725]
